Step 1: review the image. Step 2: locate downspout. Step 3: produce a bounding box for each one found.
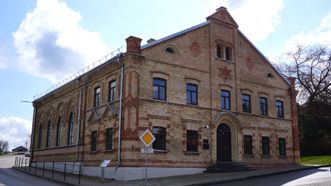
[29,105,37,166]
[116,54,124,171]
[75,85,83,162]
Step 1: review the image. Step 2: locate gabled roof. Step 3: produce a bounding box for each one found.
[238,30,290,85]
[141,21,209,50]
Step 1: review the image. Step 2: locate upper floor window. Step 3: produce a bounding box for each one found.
[244,135,253,155]
[67,112,74,145]
[94,86,101,107]
[186,130,198,152]
[279,138,286,156]
[165,47,176,54]
[46,119,51,148]
[220,90,231,110]
[108,80,116,102]
[275,100,284,118]
[105,128,113,151]
[152,127,166,150]
[91,131,97,152]
[186,83,198,105]
[259,97,268,116]
[262,136,270,155]
[56,116,62,146]
[242,94,251,113]
[153,78,166,101]
[216,44,232,61]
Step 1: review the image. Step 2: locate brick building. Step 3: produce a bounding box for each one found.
[30,7,300,180]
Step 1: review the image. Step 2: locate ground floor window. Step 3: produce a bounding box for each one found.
[244,135,253,155]
[105,128,113,150]
[152,127,166,150]
[262,136,270,155]
[279,138,286,156]
[91,131,97,152]
[186,130,198,152]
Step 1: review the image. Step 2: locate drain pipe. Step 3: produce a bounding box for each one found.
[116,54,124,172]
[75,82,83,162]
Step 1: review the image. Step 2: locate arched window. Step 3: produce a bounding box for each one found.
[46,119,51,148]
[38,123,43,149]
[165,47,176,54]
[56,116,62,146]
[67,112,74,145]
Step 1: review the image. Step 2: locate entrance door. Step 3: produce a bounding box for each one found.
[217,123,232,161]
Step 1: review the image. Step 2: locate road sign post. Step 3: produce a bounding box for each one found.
[139,129,156,182]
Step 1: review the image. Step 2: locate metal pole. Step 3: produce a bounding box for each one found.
[42,161,45,176]
[117,57,124,169]
[35,161,37,174]
[52,162,54,179]
[64,163,66,181]
[78,164,81,185]
[101,167,105,182]
[145,149,147,182]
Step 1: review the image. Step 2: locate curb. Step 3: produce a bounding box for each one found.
[13,167,76,186]
[187,165,330,186]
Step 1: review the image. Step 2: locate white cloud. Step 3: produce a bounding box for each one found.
[13,0,110,83]
[0,116,31,151]
[204,0,284,43]
[284,11,331,52]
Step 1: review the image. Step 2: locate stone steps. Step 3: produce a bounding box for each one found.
[205,162,255,173]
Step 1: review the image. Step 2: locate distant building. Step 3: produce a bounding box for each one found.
[12,146,28,152]
[30,7,300,180]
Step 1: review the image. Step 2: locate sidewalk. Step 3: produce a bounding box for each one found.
[15,164,329,186]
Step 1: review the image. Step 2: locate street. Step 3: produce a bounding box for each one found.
[218,167,331,186]
[0,155,65,186]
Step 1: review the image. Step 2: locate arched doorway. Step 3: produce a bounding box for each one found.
[217,123,232,162]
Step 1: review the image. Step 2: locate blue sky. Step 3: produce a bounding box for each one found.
[1,0,331,150]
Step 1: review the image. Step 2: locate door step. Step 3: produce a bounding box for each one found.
[205,162,255,173]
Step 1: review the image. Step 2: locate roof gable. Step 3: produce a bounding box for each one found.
[207,6,238,28]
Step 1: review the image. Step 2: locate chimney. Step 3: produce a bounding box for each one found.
[126,36,142,54]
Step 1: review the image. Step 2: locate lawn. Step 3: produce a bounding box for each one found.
[301,155,331,165]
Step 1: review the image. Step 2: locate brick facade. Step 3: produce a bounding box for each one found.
[31,7,300,179]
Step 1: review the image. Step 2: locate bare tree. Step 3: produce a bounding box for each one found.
[0,140,9,153]
[277,45,331,105]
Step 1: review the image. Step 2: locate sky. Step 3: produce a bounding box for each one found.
[1,0,331,150]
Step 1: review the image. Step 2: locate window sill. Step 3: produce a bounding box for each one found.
[153,149,167,154]
[90,151,98,154]
[278,155,287,159]
[104,149,114,153]
[261,155,271,159]
[243,154,254,158]
[184,151,200,155]
[215,57,235,63]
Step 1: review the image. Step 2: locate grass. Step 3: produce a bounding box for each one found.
[301,155,331,165]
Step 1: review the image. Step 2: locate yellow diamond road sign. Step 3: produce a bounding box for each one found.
[140,129,156,147]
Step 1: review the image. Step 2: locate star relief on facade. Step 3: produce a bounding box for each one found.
[218,66,232,80]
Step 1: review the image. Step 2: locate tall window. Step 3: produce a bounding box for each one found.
[94,86,101,107]
[67,112,74,145]
[186,83,198,105]
[152,127,166,150]
[153,78,166,100]
[276,100,284,118]
[242,94,251,113]
[46,119,51,148]
[279,138,286,156]
[217,44,224,58]
[225,47,232,61]
[259,97,268,116]
[105,128,113,150]
[56,116,62,146]
[38,123,43,148]
[91,131,97,152]
[220,90,231,110]
[186,130,198,152]
[244,135,253,155]
[262,137,270,155]
[108,80,116,102]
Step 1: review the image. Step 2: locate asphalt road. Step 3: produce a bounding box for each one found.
[0,155,65,186]
[217,167,331,186]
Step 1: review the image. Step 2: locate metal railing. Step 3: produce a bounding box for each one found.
[33,47,123,100]
[14,157,82,185]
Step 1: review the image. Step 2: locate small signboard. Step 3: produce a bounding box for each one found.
[141,147,154,154]
[139,129,156,147]
[100,160,111,167]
